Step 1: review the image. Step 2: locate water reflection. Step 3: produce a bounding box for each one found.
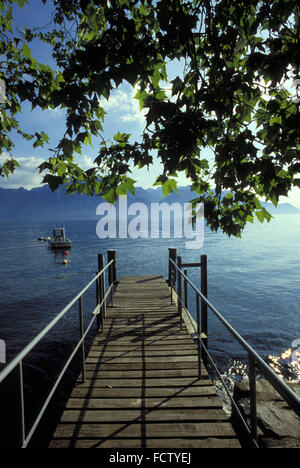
[268,348,300,383]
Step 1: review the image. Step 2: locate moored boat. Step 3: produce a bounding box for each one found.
[48,227,71,249]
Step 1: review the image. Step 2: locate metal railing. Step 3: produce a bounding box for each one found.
[0,251,117,448]
[169,254,300,448]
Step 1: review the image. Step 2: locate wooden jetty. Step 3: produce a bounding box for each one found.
[49,274,240,448]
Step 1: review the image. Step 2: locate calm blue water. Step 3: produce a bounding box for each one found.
[0,214,299,382]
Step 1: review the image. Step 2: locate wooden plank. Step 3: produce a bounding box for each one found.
[82,368,208,379]
[95,335,193,342]
[114,287,169,292]
[181,262,201,268]
[85,356,199,365]
[88,349,198,357]
[88,341,196,349]
[101,325,186,332]
[106,309,177,313]
[102,317,181,324]
[103,317,183,324]
[119,275,165,281]
[113,292,171,297]
[90,341,196,349]
[74,377,211,388]
[82,361,200,371]
[66,396,223,410]
[59,408,228,423]
[52,422,237,439]
[100,326,188,332]
[49,438,241,449]
[96,333,192,339]
[70,385,217,399]
[107,310,177,314]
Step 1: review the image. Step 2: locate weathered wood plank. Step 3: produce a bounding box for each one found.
[92,340,196,348]
[94,335,194,343]
[82,368,208,379]
[102,324,185,331]
[59,408,228,423]
[118,275,165,281]
[102,318,181,325]
[99,333,191,340]
[82,361,200,371]
[90,341,196,348]
[65,396,223,410]
[49,438,241,449]
[88,349,198,357]
[74,377,210,388]
[85,355,199,364]
[52,422,237,439]
[70,385,217,399]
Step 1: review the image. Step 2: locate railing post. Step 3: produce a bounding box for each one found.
[177,255,182,329]
[249,355,258,444]
[95,270,101,332]
[184,269,188,308]
[108,250,117,284]
[201,254,208,368]
[196,294,202,379]
[79,296,86,383]
[168,248,177,286]
[18,361,26,447]
[98,254,106,321]
[107,250,116,307]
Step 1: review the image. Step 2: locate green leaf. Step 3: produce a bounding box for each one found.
[84,133,92,146]
[294,179,300,188]
[134,89,150,110]
[102,188,117,204]
[16,0,29,7]
[119,177,136,195]
[162,179,178,197]
[42,174,63,192]
[256,210,265,223]
[57,161,66,176]
[113,132,131,143]
[62,139,74,157]
[21,42,31,58]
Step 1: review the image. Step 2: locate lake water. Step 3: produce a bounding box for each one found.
[0,214,299,446]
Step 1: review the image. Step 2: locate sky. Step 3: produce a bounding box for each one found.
[1,0,300,209]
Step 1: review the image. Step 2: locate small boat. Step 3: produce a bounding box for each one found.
[48,227,71,249]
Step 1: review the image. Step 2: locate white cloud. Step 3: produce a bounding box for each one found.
[100,87,147,127]
[0,153,100,190]
[0,155,45,189]
[75,153,95,170]
[44,107,65,119]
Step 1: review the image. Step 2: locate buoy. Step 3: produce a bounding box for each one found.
[62,259,68,265]
[64,251,69,256]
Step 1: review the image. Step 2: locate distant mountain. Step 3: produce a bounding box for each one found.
[0,185,299,220]
[260,202,300,214]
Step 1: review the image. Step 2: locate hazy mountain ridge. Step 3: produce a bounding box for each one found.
[0,185,299,220]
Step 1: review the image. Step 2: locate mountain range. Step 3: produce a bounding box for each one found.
[0,184,299,220]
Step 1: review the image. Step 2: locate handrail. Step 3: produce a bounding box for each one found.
[0,255,115,448]
[0,260,112,384]
[169,257,300,446]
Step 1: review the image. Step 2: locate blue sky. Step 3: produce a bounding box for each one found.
[1,0,300,209]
